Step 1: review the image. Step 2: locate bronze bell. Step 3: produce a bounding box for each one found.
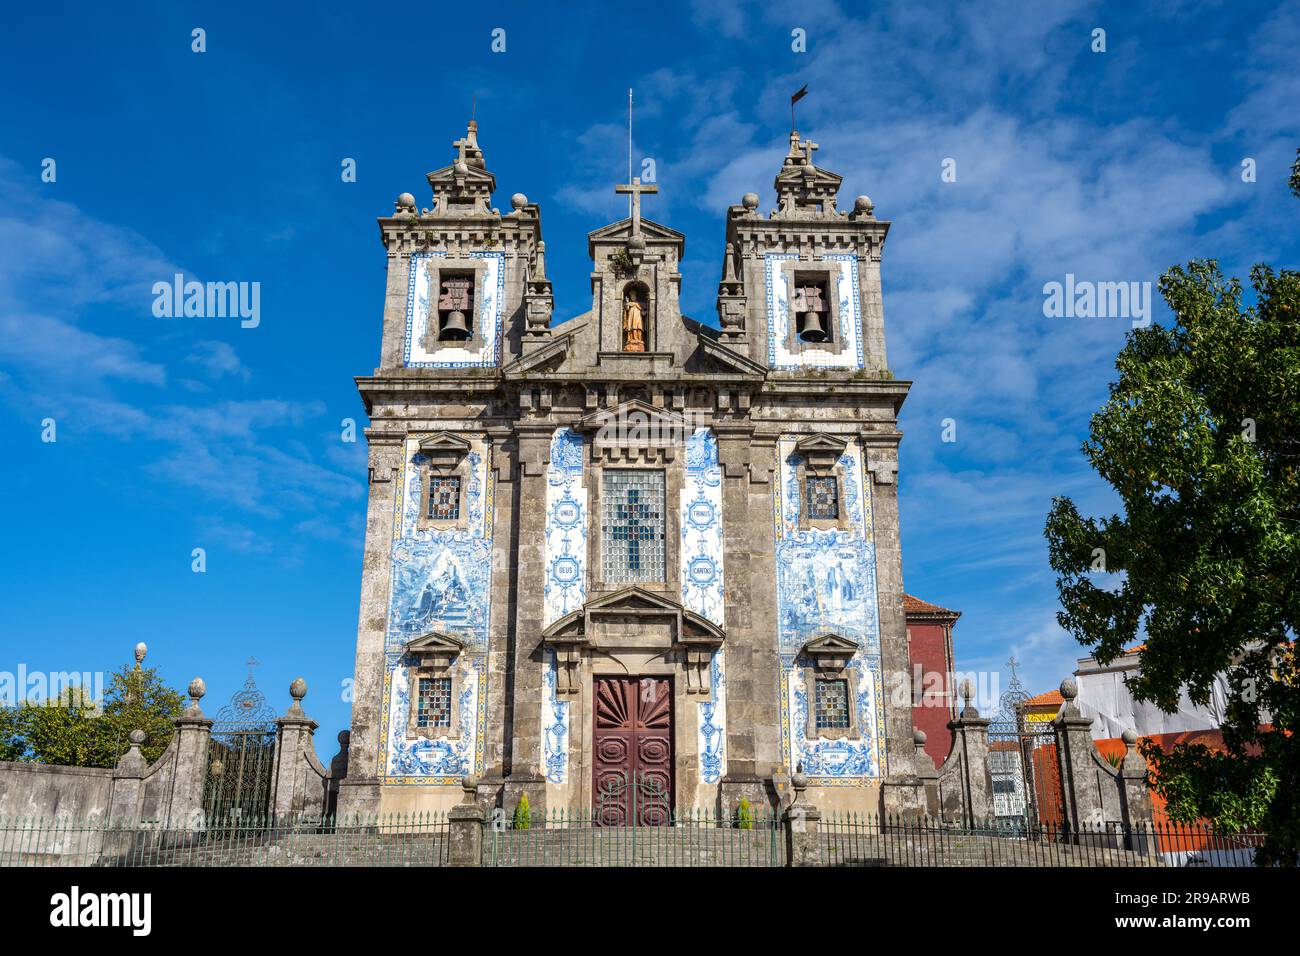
[798,310,827,342]
[440,310,470,340]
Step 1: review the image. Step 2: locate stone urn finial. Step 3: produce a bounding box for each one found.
[128,728,146,746]
[1060,677,1079,701]
[1122,728,1138,749]
[134,642,147,667]
[460,774,479,805]
[186,677,206,716]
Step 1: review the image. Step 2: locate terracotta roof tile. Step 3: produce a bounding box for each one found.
[903,594,960,619]
[1024,690,1064,707]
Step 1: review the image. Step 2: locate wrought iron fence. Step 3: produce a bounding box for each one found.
[818,814,1268,867]
[0,814,449,868]
[486,806,782,867]
[0,812,1267,868]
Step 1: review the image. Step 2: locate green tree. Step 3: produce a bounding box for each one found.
[512,792,531,830]
[14,663,184,769]
[1290,148,1300,200]
[0,706,26,761]
[1044,257,1300,865]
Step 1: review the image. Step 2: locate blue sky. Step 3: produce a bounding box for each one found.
[0,0,1296,757]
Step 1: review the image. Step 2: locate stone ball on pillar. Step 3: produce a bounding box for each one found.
[290,677,308,702]
[188,677,206,701]
[854,195,874,216]
[1060,677,1079,701]
[511,192,528,211]
[128,729,147,746]
[742,191,759,211]
[134,642,147,665]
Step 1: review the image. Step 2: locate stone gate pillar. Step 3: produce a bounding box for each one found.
[166,678,213,829]
[1052,678,1106,834]
[271,678,325,821]
[947,680,993,824]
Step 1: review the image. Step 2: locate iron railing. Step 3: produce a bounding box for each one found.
[0,813,449,867]
[486,807,781,867]
[0,812,1268,867]
[819,814,1268,867]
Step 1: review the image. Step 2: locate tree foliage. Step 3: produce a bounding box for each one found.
[1044,256,1300,866]
[4,663,184,769]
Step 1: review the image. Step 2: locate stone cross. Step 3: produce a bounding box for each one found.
[452,135,471,167]
[615,177,658,236]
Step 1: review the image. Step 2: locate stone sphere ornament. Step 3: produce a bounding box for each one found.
[134,642,147,665]
[742,191,760,211]
[854,195,874,215]
[290,677,308,702]
[511,192,528,210]
[188,677,206,701]
[1060,677,1079,701]
[128,729,147,746]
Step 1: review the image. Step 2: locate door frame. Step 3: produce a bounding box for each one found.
[591,674,675,822]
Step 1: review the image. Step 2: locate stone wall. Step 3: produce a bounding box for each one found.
[0,761,112,820]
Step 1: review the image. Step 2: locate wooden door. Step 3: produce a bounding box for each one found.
[593,676,673,825]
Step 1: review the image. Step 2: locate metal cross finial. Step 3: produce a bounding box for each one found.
[614,177,659,237]
[246,656,260,678]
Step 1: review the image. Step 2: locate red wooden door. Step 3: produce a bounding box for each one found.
[593,676,673,826]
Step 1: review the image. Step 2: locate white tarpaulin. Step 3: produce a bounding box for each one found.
[1074,655,1231,740]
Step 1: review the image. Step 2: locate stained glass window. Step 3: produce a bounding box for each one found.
[806,475,840,520]
[815,679,851,731]
[601,469,666,584]
[428,476,462,520]
[416,676,452,730]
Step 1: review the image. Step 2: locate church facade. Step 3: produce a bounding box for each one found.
[338,120,916,820]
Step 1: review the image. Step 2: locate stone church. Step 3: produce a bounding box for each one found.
[338,119,918,821]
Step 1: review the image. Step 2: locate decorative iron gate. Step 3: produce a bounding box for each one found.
[203,659,277,821]
[988,657,1062,830]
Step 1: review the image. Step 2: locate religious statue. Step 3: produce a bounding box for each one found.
[623,291,646,352]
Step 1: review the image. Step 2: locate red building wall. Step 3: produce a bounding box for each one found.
[904,595,960,769]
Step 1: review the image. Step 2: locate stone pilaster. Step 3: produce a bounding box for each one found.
[718,429,766,809]
[337,440,401,820]
[503,424,552,816]
[867,443,914,787]
[1117,728,1157,855]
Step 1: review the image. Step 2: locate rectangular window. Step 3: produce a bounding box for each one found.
[428,476,462,520]
[806,476,840,520]
[416,676,453,730]
[601,469,666,584]
[815,678,851,731]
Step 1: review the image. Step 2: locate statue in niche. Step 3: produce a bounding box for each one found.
[623,290,646,352]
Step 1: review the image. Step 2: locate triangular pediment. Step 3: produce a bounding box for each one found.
[502,325,582,376]
[405,630,466,654]
[425,163,496,187]
[588,217,684,245]
[803,633,860,656]
[576,399,690,434]
[776,164,843,189]
[696,335,767,378]
[416,431,472,464]
[585,586,683,614]
[794,433,849,457]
